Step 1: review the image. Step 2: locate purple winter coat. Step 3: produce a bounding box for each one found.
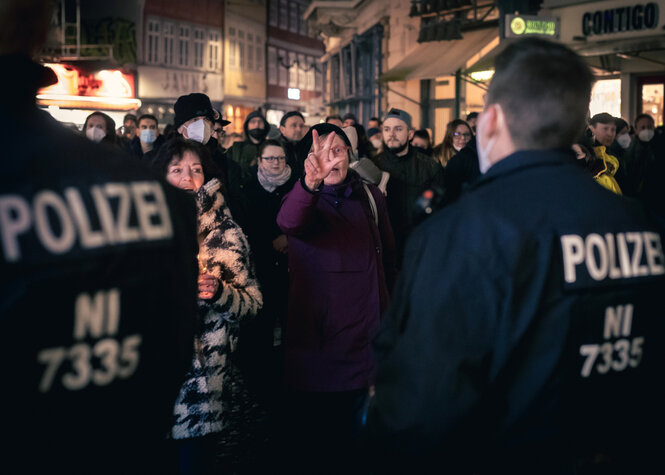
[277,173,397,392]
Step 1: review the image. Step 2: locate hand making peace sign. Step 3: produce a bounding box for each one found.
[303,129,348,191]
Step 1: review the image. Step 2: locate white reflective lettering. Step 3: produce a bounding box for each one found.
[91,185,118,244]
[643,232,665,275]
[104,183,140,242]
[65,188,106,249]
[603,304,633,339]
[605,233,622,279]
[0,195,31,262]
[561,234,585,283]
[626,232,648,277]
[33,190,76,255]
[616,233,632,278]
[585,233,608,281]
[131,182,173,241]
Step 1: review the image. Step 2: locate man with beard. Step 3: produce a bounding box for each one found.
[228,109,270,183]
[278,110,306,178]
[376,108,444,265]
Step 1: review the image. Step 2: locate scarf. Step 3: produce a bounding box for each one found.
[257,164,292,192]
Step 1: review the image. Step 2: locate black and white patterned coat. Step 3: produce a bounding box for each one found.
[172,178,262,439]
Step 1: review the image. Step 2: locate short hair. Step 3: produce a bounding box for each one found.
[151,136,217,184]
[258,139,286,158]
[369,117,382,125]
[634,113,654,127]
[138,114,158,126]
[325,115,343,123]
[280,111,305,127]
[589,113,615,126]
[123,114,138,125]
[466,112,479,121]
[412,129,431,143]
[486,37,594,149]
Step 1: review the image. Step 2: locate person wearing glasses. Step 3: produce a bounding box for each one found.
[433,119,474,168]
[276,123,397,474]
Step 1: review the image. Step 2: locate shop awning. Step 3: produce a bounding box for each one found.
[380,28,498,82]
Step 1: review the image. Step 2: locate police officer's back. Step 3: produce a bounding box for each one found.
[366,37,665,474]
[0,3,197,473]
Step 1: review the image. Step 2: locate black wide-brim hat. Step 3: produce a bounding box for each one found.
[174,93,219,129]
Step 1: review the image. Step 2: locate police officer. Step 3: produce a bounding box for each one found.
[365,37,665,473]
[1,2,198,473]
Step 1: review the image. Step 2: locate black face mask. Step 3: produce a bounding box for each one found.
[386,141,409,155]
[413,146,432,156]
[248,127,267,141]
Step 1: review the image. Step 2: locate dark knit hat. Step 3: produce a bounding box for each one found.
[296,123,352,161]
[383,108,412,129]
[174,93,218,129]
[342,112,358,124]
[280,110,305,126]
[366,127,381,138]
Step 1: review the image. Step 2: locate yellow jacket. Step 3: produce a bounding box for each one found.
[593,145,622,195]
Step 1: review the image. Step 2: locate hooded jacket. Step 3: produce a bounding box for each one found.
[227,110,270,183]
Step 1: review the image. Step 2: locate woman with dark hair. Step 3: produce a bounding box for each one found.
[82,111,118,145]
[152,137,262,475]
[277,123,397,473]
[433,119,473,167]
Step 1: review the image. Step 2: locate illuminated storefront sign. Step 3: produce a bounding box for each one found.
[582,3,659,36]
[37,63,141,110]
[505,14,560,39]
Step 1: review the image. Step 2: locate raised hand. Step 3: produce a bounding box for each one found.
[304,129,347,191]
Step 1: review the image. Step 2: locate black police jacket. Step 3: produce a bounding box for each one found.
[366,149,665,473]
[0,55,198,475]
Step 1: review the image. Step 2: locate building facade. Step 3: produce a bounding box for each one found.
[266,0,326,126]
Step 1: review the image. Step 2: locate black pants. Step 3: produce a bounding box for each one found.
[280,389,370,475]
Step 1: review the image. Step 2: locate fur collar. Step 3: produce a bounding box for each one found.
[195,178,232,235]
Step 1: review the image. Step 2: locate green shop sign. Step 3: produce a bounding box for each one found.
[505,14,560,39]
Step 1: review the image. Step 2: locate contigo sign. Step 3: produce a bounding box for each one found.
[505,14,560,39]
[582,2,660,36]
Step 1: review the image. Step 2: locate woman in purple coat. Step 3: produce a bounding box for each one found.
[276,123,396,473]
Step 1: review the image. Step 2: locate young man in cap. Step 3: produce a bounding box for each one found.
[366,37,665,474]
[375,108,444,265]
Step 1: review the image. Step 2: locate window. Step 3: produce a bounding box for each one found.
[268,46,277,84]
[278,49,287,87]
[256,35,264,72]
[178,26,190,67]
[289,1,298,33]
[228,27,236,70]
[193,28,205,68]
[208,31,220,70]
[247,33,254,71]
[147,20,160,64]
[307,55,316,90]
[315,59,323,91]
[288,51,298,88]
[238,30,245,70]
[299,4,308,36]
[279,0,288,29]
[269,0,278,27]
[163,23,174,65]
[298,53,307,89]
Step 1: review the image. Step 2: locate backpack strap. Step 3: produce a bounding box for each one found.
[362,182,378,226]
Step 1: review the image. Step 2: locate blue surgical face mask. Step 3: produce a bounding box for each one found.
[140,128,157,144]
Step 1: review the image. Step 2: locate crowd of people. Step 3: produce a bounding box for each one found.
[3,2,665,473]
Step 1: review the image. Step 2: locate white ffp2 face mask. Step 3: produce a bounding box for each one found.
[187,119,211,144]
[86,127,106,143]
[617,133,632,149]
[140,129,157,144]
[638,129,655,142]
